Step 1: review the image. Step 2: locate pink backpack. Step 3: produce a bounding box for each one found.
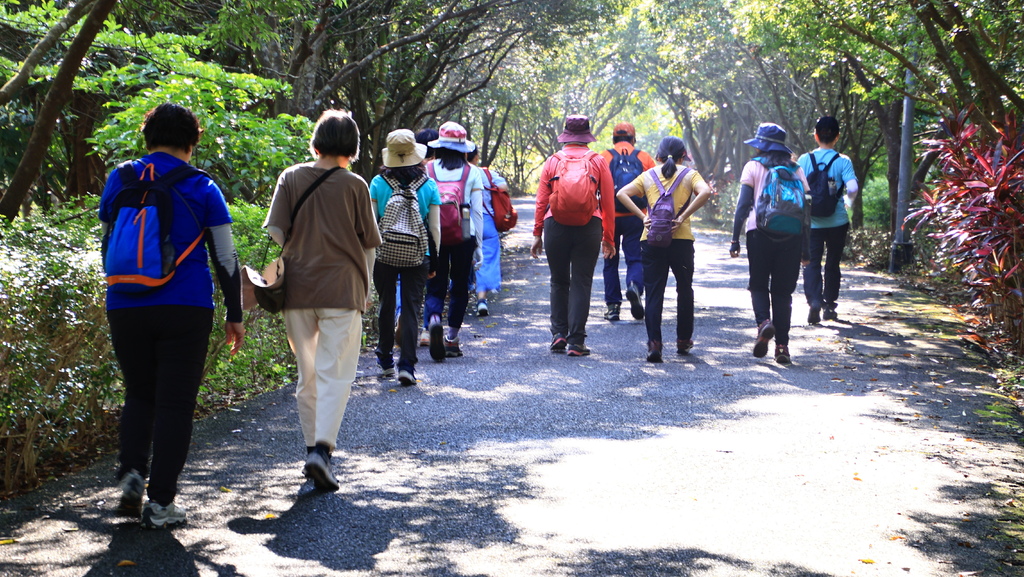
[426,162,471,246]
[548,150,599,226]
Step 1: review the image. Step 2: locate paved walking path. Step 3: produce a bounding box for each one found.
[2,198,1024,576]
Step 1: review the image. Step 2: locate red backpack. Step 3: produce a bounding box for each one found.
[483,168,518,232]
[426,162,471,246]
[548,150,599,226]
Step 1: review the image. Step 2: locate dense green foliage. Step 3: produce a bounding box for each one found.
[0,201,297,494]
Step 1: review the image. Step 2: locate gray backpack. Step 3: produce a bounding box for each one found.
[376,175,428,268]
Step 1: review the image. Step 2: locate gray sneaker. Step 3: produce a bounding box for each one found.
[141,500,186,529]
[116,469,145,517]
[303,447,340,491]
[398,369,417,387]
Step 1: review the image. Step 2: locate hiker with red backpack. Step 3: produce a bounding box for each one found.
[615,136,714,362]
[729,123,811,365]
[600,122,655,322]
[423,122,485,361]
[530,115,616,357]
[468,145,515,317]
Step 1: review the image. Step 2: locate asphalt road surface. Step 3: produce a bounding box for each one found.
[3,198,1024,576]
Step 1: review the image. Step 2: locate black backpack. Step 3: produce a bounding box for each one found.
[608,148,647,210]
[806,151,845,217]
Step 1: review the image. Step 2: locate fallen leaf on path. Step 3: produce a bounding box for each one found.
[63,527,79,532]
[117,560,137,567]
[860,558,876,564]
[0,539,17,545]
[890,535,906,540]
[388,389,398,393]
[265,513,277,519]
[957,541,974,548]
[219,486,232,493]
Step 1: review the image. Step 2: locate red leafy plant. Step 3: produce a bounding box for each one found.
[909,107,1024,354]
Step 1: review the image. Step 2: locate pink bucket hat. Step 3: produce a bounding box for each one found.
[428,121,475,153]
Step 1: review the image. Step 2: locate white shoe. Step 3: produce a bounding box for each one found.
[141,500,186,529]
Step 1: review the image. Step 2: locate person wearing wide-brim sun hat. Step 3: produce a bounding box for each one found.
[421,121,485,362]
[530,114,617,357]
[369,129,442,386]
[729,122,811,365]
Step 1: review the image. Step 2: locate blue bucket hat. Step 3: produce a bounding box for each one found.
[744,123,793,155]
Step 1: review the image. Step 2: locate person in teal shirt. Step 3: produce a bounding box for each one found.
[369,129,441,386]
[797,116,860,324]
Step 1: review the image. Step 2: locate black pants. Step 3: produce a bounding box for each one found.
[375,259,429,372]
[109,305,213,506]
[543,217,602,345]
[746,230,802,345]
[804,223,849,309]
[642,239,695,345]
[424,238,476,330]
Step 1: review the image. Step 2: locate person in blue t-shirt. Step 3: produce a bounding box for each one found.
[797,116,860,324]
[99,103,245,529]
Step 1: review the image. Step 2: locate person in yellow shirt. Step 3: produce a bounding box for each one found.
[615,136,713,362]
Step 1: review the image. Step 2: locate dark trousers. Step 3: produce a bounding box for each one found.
[642,239,695,345]
[544,217,602,345]
[109,305,213,506]
[603,214,644,304]
[746,230,802,345]
[804,223,849,309]
[425,238,476,330]
[375,259,429,372]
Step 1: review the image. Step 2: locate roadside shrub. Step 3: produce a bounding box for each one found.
[0,204,119,494]
[908,108,1024,354]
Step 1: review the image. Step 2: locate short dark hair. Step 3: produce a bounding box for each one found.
[612,134,635,144]
[815,116,840,144]
[310,110,360,158]
[142,103,202,151]
[466,145,479,163]
[416,128,439,159]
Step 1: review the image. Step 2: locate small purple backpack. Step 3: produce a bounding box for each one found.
[646,167,692,247]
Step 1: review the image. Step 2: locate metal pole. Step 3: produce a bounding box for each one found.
[889,70,916,273]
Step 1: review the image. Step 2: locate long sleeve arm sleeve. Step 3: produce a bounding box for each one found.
[732,184,754,243]
[207,223,243,323]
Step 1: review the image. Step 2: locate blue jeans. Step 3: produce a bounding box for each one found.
[642,239,695,345]
[603,214,644,304]
[804,223,849,309]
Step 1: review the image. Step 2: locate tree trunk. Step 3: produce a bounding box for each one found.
[0,0,119,221]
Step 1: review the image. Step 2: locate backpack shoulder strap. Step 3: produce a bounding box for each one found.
[425,161,437,180]
[823,152,841,172]
[627,148,640,160]
[115,161,139,190]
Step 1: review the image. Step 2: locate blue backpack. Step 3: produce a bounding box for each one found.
[608,148,647,210]
[102,162,205,293]
[754,159,807,237]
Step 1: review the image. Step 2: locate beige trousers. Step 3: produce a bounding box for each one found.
[284,308,362,452]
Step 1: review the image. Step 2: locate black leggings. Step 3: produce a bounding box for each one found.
[108,305,213,506]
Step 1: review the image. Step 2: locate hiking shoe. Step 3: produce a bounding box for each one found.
[419,329,430,347]
[807,301,822,325]
[477,301,489,317]
[626,283,644,320]
[141,501,186,529]
[444,336,463,358]
[550,334,567,353]
[753,319,775,358]
[428,320,445,361]
[677,339,694,355]
[822,305,838,322]
[646,341,663,363]
[116,469,145,517]
[775,344,792,365]
[398,369,417,387]
[603,303,620,322]
[567,343,591,357]
[303,446,339,491]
